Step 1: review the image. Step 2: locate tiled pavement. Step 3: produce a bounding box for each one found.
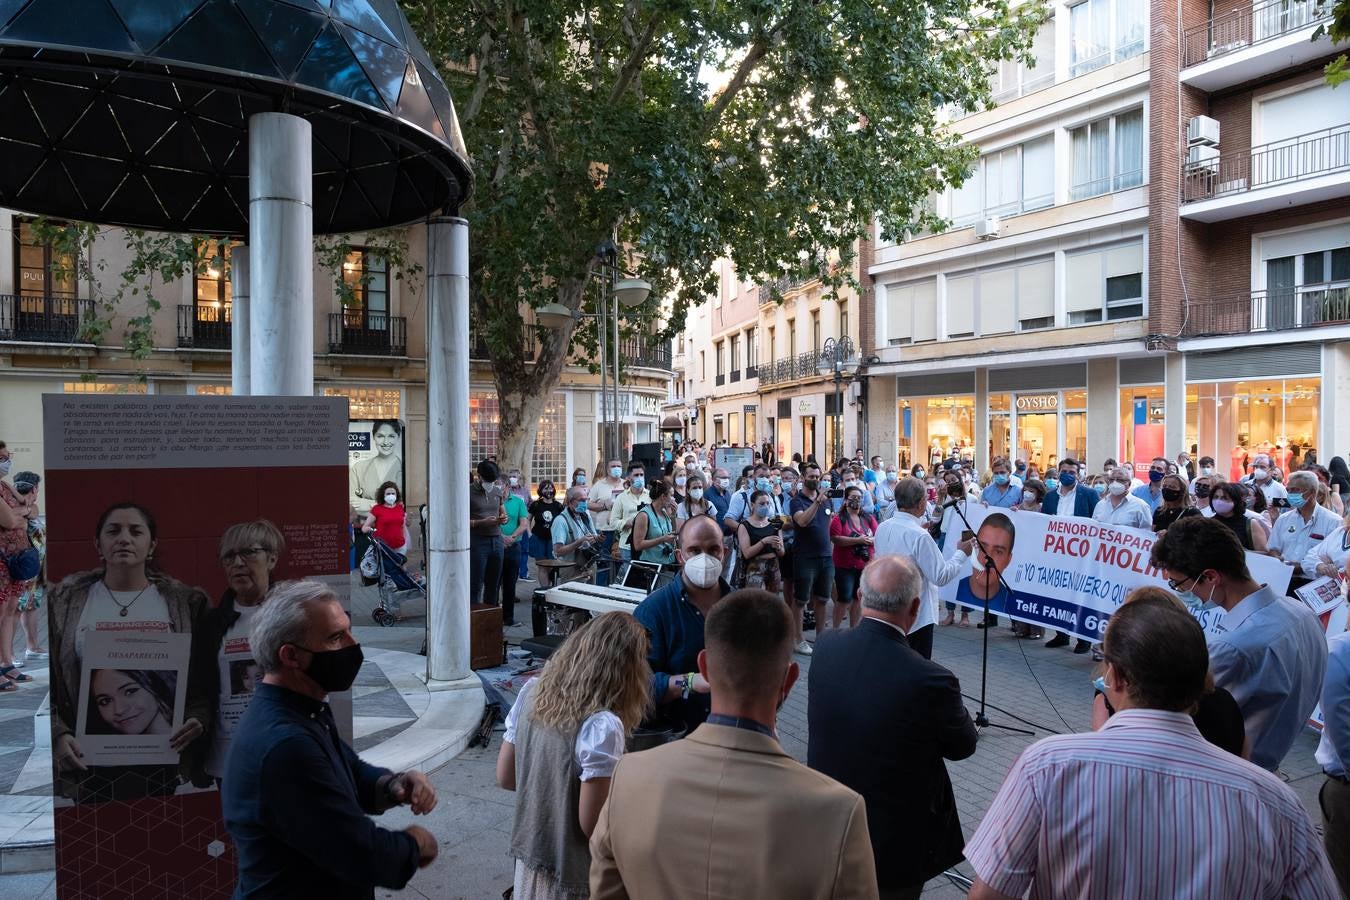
[2,580,1328,899]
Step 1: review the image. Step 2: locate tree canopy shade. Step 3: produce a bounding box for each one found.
[405,0,1044,475]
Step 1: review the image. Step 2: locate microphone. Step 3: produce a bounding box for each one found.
[941,496,964,509]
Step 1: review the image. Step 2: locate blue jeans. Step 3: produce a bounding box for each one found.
[598,531,616,587]
[470,534,503,606]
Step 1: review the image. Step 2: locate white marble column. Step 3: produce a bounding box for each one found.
[426,216,474,687]
[248,112,313,396]
[230,246,250,395]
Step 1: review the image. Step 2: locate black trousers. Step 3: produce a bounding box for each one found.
[500,543,521,624]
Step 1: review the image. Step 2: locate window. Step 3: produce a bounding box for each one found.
[194,385,232,396]
[840,304,849,343]
[745,327,757,372]
[1263,243,1350,329]
[195,241,233,326]
[1066,241,1145,324]
[469,391,568,487]
[810,310,821,350]
[945,258,1055,338]
[884,280,937,344]
[730,334,740,373]
[15,217,77,300]
[1069,0,1146,76]
[949,136,1055,226]
[993,21,1056,101]
[715,341,725,376]
[322,387,402,418]
[700,351,706,380]
[1070,109,1144,200]
[340,249,389,327]
[63,381,148,394]
[787,319,797,358]
[767,326,775,361]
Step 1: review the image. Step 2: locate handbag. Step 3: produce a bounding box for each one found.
[3,546,40,581]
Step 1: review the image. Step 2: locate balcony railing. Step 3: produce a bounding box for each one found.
[757,350,828,386]
[1183,285,1350,336]
[0,294,95,344]
[328,313,407,356]
[619,335,672,370]
[1182,0,1333,67]
[1182,126,1350,203]
[177,304,231,349]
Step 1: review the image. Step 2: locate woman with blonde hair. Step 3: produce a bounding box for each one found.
[497,612,650,899]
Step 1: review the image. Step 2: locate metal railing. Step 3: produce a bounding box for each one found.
[1183,285,1350,336]
[1068,38,1146,77]
[0,294,95,343]
[327,313,407,356]
[618,335,672,370]
[1182,126,1350,203]
[758,350,829,386]
[1182,0,1333,67]
[1068,169,1145,202]
[177,304,231,349]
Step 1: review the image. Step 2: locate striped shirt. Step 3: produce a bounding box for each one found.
[965,709,1339,900]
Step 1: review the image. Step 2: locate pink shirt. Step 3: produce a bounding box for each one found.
[829,511,875,571]
[965,709,1337,899]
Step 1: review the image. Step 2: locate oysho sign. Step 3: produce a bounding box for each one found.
[1015,393,1059,411]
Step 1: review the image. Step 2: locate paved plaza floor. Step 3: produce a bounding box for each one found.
[0,577,1327,899]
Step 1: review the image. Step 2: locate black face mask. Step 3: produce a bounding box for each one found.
[1161,487,1184,502]
[297,643,364,693]
[1195,484,1211,499]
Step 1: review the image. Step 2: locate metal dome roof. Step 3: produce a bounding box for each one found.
[0,0,473,235]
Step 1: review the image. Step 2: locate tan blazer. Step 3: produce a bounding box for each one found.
[590,722,879,900]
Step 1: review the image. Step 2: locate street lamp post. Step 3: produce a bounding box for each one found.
[817,336,859,464]
[535,240,650,463]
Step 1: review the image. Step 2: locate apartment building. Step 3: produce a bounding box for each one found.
[864,0,1346,475]
[0,214,673,499]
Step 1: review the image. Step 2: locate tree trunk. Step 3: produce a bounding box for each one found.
[492,279,586,487]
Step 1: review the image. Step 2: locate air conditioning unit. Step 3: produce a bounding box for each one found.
[1187,145,1221,174]
[1187,115,1221,147]
[974,218,1001,239]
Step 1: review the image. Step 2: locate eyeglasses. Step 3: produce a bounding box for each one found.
[1166,573,1200,592]
[221,546,268,564]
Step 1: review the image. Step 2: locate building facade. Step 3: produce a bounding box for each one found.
[864,0,1345,476]
[0,214,673,503]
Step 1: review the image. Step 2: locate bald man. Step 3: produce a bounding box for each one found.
[809,556,977,898]
[633,516,732,733]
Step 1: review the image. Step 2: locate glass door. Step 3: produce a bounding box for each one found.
[1016,412,1059,472]
[801,416,816,462]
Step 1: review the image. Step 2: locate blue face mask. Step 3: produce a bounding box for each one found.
[1177,575,1216,612]
[885,471,898,482]
[1288,493,1307,510]
[631,476,645,489]
[575,500,589,513]
[754,504,772,517]
[1046,478,1060,491]
[756,477,771,492]
[576,474,588,485]
[1058,472,1076,488]
[994,474,1010,486]
[1148,470,1164,483]
[1094,483,1107,495]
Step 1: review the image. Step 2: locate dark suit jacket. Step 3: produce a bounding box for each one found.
[807,618,978,889]
[1041,485,1097,518]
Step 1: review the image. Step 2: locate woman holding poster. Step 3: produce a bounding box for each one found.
[48,502,209,802]
[186,519,285,786]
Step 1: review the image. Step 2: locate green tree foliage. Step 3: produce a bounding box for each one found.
[405,0,1045,475]
[1321,0,1348,85]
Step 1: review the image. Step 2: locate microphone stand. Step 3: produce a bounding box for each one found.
[944,495,1034,737]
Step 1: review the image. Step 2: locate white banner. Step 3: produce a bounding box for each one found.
[936,507,1295,643]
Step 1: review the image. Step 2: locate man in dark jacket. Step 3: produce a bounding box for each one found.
[808,555,978,899]
[1039,457,1096,518]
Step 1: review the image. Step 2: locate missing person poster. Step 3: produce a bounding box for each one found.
[44,394,349,899]
[74,632,191,766]
[936,506,1294,643]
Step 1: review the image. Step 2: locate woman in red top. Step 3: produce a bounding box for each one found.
[829,484,876,630]
[361,480,411,553]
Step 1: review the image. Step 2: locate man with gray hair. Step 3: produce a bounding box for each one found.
[809,556,978,899]
[223,581,439,898]
[872,477,974,660]
[1270,470,1340,584]
[1244,452,1289,504]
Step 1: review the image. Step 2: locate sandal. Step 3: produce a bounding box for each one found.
[0,666,33,683]
[957,614,972,628]
[0,679,16,692]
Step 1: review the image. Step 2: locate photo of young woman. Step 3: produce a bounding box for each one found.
[86,669,177,736]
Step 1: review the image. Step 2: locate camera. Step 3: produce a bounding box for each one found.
[853,544,873,562]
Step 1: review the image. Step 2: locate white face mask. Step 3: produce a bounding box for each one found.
[675,476,687,487]
[682,553,722,589]
[1253,467,1269,481]
[1022,491,1037,504]
[718,477,730,490]
[1201,466,1213,476]
[1108,481,1128,496]
[509,475,520,486]
[0,459,9,477]
[384,493,398,505]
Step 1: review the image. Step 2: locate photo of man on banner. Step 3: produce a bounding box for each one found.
[954,513,1016,619]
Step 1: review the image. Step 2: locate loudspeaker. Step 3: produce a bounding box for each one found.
[631,442,663,482]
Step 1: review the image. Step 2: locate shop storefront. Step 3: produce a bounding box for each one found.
[987,390,1087,473]
[1185,344,1322,480]
[895,372,977,471]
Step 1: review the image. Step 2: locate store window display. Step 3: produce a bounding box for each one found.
[1186,379,1319,476]
[900,397,975,468]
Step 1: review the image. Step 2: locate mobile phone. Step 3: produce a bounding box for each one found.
[829,488,844,499]
[1271,497,1290,509]
[961,530,974,542]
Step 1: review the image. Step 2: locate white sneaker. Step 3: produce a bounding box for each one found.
[6,659,21,669]
[25,649,48,660]
[794,640,813,656]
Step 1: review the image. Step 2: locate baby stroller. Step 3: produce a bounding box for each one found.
[361,536,427,626]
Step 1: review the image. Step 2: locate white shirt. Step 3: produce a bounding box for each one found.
[588,477,626,532]
[1302,526,1350,577]
[873,511,968,633]
[75,582,171,660]
[1249,477,1289,504]
[1268,504,1342,573]
[1092,494,1152,530]
[207,604,262,777]
[504,678,625,780]
[1054,487,1080,518]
